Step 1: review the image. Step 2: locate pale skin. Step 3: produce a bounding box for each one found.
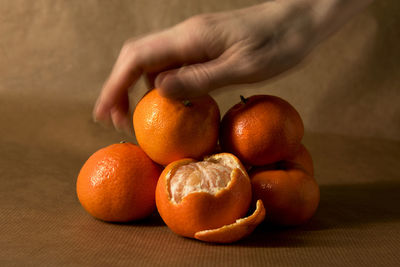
[93,0,373,134]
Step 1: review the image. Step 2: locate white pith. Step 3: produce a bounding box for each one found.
[168,155,239,204]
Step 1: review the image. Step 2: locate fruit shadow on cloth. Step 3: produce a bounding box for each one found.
[234,181,400,247]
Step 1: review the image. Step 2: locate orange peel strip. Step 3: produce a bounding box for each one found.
[194,199,266,243]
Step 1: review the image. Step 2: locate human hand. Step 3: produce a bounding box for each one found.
[93,0,372,133]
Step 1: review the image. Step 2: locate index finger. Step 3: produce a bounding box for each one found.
[93,27,196,128]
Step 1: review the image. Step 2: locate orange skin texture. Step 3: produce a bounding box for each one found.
[194,199,266,243]
[220,95,304,166]
[283,143,314,176]
[250,167,320,226]
[77,143,162,222]
[269,143,314,176]
[155,155,252,238]
[133,89,220,166]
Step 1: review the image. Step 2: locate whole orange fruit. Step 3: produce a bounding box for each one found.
[276,144,314,176]
[220,95,304,166]
[155,153,252,238]
[76,142,162,222]
[281,143,314,176]
[250,165,319,226]
[133,89,220,166]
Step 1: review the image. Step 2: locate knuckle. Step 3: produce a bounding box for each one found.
[120,40,141,63]
[183,64,212,90]
[184,13,217,32]
[194,65,212,89]
[187,14,209,26]
[121,40,136,54]
[180,13,222,55]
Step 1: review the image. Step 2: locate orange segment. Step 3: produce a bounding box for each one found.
[194,199,266,243]
[155,153,252,238]
[169,159,233,203]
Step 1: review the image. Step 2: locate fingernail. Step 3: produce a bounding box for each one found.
[92,111,99,123]
[93,101,102,122]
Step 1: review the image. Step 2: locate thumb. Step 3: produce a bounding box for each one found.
[155,59,233,98]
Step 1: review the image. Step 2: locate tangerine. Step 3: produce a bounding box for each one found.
[281,143,314,176]
[133,89,220,166]
[220,95,304,166]
[155,153,252,238]
[250,164,319,226]
[76,142,161,222]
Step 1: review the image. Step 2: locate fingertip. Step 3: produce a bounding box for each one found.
[92,97,106,121]
[91,98,114,130]
[155,72,183,98]
[92,100,101,122]
[110,108,133,136]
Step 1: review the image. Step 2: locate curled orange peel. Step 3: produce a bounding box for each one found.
[194,199,266,243]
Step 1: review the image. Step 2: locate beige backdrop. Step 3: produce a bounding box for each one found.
[1,1,400,266]
[1,0,399,142]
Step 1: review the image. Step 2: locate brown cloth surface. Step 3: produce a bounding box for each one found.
[1,1,400,266]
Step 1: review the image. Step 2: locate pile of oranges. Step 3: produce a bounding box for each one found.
[77,89,319,243]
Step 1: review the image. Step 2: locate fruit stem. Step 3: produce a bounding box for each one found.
[182,100,192,107]
[240,95,248,104]
[120,140,127,144]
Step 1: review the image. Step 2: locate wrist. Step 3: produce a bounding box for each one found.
[279,0,373,44]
